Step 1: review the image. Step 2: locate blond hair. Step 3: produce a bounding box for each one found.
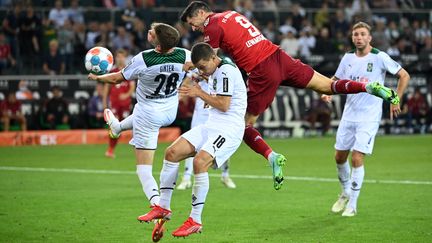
[352,22,371,34]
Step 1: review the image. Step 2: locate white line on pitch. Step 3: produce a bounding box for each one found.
[0,166,431,185]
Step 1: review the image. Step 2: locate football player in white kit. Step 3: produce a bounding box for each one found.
[177,79,237,190]
[88,23,193,240]
[322,22,410,217]
[137,42,247,238]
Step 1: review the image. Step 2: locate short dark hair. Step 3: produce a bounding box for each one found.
[152,22,180,53]
[180,1,212,22]
[191,42,214,64]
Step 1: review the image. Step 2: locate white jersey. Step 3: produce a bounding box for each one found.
[122,47,191,108]
[205,57,247,131]
[335,48,401,122]
[191,81,210,128]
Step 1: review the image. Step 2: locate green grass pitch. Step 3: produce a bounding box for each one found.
[1,135,431,242]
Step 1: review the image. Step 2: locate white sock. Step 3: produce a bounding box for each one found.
[159,160,179,210]
[119,114,133,132]
[348,165,365,209]
[183,157,193,181]
[136,164,159,206]
[221,159,229,178]
[190,172,209,224]
[267,151,275,166]
[336,161,351,196]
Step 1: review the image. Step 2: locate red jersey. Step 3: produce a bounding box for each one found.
[407,96,428,115]
[109,67,134,107]
[204,11,278,73]
[0,100,21,116]
[0,44,11,59]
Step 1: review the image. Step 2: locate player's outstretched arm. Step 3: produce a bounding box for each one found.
[88,71,125,84]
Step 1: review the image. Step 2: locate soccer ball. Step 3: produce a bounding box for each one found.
[85,46,114,75]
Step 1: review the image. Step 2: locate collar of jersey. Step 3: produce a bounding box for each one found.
[204,15,212,27]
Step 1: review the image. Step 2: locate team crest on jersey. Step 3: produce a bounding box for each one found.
[213,78,217,90]
[367,63,373,72]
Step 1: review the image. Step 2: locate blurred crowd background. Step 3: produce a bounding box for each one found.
[0,0,431,75]
[0,0,431,135]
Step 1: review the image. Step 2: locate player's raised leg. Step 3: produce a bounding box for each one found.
[104,109,121,138]
[103,109,120,158]
[306,71,400,105]
[365,82,400,105]
[104,109,134,138]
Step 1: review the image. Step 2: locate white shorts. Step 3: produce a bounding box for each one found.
[191,111,208,128]
[334,120,379,155]
[130,101,178,149]
[181,124,244,168]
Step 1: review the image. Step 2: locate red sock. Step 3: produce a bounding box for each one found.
[243,126,273,159]
[331,80,366,94]
[108,137,118,151]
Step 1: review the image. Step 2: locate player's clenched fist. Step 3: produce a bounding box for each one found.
[178,83,203,98]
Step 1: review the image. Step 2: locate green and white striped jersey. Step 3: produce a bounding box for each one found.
[122,47,191,104]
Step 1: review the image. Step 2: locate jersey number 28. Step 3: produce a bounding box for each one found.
[152,73,179,95]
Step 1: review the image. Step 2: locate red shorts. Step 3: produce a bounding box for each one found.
[110,104,131,120]
[247,48,314,116]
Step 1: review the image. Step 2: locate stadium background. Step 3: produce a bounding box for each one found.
[0,0,431,137]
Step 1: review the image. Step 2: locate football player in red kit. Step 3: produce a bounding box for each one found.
[180,1,401,190]
[103,49,136,158]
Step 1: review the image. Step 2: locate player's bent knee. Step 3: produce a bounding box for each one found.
[334,152,349,164]
[245,113,259,126]
[351,152,365,167]
[193,156,213,173]
[165,146,181,162]
[306,72,333,95]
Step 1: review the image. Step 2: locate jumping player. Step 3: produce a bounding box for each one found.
[180,1,400,190]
